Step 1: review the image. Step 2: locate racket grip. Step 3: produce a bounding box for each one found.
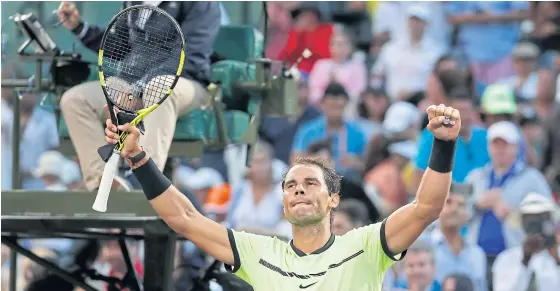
[92,152,120,212]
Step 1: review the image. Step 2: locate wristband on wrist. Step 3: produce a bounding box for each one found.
[128,148,146,166]
[428,138,456,173]
[132,158,171,200]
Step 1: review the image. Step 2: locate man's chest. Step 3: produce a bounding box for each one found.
[249,250,376,291]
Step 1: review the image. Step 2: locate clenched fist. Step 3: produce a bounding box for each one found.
[426,104,461,141]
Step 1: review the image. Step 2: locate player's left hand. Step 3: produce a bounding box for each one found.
[426,104,461,141]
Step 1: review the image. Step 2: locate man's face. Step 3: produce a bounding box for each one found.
[450,99,473,130]
[403,251,435,288]
[330,33,352,60]
[248,150,272,182]
[332,211,353,235]
[489,138,518,168]
[282,164,339,227]
[439,194,467,229]
[295,11,319,31]
[321,96,347,123]
[513,58,537,76]
[408,17,426,40]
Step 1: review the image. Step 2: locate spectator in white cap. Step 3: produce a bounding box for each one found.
[492,193,560,291]
[372,5,444,102]
[61,159,84,190]
[179,167,226,212]
[383,101,420,140]
[33,151,68,191]
[465,121,552,282]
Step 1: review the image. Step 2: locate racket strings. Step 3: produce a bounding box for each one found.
[101,7,182,112]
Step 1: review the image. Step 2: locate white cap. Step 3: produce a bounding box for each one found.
[388,141,418,160]
[407,5,429,22]
[383,101,420,135]
[487,121,520,144]
[61,159,82,185]
[183,167,224,190]
[519,193,559,215]
[34,151,67,178]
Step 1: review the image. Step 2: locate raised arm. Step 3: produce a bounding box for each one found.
[105,121,234,266]
[384,104,460,254]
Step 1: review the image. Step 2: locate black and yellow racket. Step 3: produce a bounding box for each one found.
[92,4,185,212]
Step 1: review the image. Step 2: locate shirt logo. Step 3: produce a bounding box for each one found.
[299,282,317,289]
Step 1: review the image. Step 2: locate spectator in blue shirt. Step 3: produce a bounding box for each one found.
[445,2,530,94]
[433,185,487,291]
[465,121,552,288]
[415,88,489,182]
[291,82,367,177]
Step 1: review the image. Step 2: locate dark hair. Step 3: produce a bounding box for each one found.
[433,54,456,74]
[322,82,349,101]
[357,87,388,119]
[282,156,342,195]
[307,137,334,155]
[449,87,474,103]
[338,199,371,225]
[443,273,474,291]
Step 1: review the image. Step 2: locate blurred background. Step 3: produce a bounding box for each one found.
[1,1,560,291]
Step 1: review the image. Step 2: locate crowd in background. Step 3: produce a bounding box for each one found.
[2,1,560,291]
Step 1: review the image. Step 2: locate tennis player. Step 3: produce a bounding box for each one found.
[104,104,461,290]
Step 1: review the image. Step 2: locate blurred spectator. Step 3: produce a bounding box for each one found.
[355,87,389,140]
[396,239,441,291]
[542,105,560,196]
[383,101,421,141]
[19,248,59,290]
[227,140,287,233]
[416,89,489,182]
[496,42,542,101]
[329,2,373,52]
[424,55,462,108]
[1,90,59,190]
[480,84,535,165]
[373,2,452,51]
[292,83,367,174]
[308,27,367,112]
[364,141,416,216]
[433,188,487,291]
[180,167,229,221]
[260,80,322,165]
[279,3,334,74]
[331,199,370,236]
[445,2,529,93]
[33,151,69,191]
[492,194,560,291]
[466,121,552,283]
[372,5,444,101]
[61,158,85,190]
[518,106,545,167]
[265,2,299,59]
[442,273,475,291]
[307,137,380,222]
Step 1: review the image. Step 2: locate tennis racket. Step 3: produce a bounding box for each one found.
[92,4,185,212]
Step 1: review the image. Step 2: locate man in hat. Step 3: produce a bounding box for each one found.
[492,193,560,291]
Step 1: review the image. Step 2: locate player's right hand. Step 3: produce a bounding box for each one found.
[57,1,81,30]
[104,117,142,159]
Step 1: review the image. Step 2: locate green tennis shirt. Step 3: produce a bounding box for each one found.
[226,219,406,291]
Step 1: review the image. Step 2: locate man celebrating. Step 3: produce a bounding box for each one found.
[104,104,460,290]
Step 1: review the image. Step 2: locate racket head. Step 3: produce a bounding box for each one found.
[98,4,186,114]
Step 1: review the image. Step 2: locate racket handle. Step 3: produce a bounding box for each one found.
[92,152,121,212]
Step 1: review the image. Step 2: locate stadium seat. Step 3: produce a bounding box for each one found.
[58,25,263,157]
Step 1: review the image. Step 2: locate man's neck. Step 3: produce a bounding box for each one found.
[292,222,331,254]
[326,119,344,131]
[441,227,464,255]
[494,163,514,175]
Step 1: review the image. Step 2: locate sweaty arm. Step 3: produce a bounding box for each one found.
[384,138,456,254]
[130,151,234,266]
